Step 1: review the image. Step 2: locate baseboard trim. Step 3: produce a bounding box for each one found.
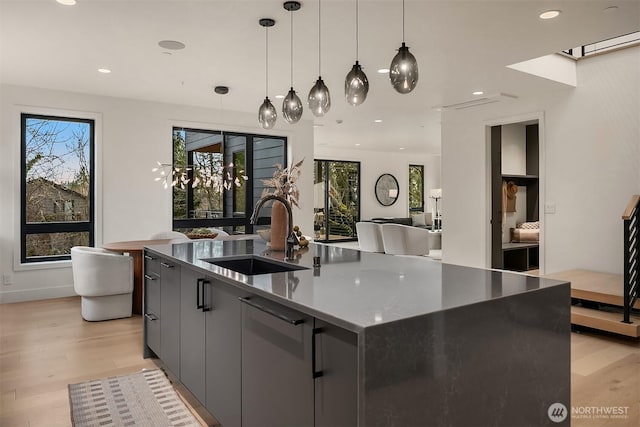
[0,285,77,304]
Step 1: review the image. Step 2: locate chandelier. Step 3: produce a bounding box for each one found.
[152,161,248,191]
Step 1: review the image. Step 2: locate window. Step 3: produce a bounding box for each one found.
[21,114,95,263]
[409,164,424,212]
[313,160,360,242]
[172,128,286,234]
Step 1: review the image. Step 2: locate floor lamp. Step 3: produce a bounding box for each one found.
[429,188,442,230]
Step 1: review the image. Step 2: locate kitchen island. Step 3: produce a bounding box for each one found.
[143,239,570,427]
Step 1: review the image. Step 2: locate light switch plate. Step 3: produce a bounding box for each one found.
[2,274,13,286]
[545,203,556,214]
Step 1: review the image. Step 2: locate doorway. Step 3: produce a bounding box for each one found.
[314,160,361,242]
[489,120,542,273]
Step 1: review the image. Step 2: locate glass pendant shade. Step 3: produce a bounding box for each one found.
[344,61,369,106]
[308,77,331,117]
[258,97,277,129]
[283,88,303,124]
[389,42,418,94]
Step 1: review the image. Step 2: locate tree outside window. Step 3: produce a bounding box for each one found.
[409,164,424,212]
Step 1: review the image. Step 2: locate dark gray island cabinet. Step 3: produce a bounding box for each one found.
[143,239,570,427]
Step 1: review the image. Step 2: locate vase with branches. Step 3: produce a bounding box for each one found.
[260,158,304,250]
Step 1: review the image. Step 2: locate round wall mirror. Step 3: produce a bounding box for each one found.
[375,174,399,206]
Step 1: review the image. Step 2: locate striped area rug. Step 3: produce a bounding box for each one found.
[68,369,202,426]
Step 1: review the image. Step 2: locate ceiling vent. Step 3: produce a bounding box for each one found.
[434,93,517,111]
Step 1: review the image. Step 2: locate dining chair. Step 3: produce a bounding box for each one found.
[71,246,134,321]
[149,231,190,241]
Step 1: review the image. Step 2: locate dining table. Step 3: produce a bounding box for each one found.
[102,239,174,314]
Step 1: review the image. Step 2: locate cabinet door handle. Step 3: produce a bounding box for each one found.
[144,274,156,281]
[144,255,155,260]
[196,278,203,310]
[238,297,304,326]
[160,262,173,268]
[312,327,324,379]
[201,280,211,312]
[144,313,158,321]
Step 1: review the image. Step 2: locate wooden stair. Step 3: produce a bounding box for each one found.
[571,306,640,337]
[545,269,640,337]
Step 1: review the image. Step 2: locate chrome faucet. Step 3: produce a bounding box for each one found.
[250,194,297,260]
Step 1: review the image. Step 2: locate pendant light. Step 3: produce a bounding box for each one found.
[308,0,331,117]
[389,0,418,94]
[344,0,369,106]
[282,1,303,124]
[258,18,277,129]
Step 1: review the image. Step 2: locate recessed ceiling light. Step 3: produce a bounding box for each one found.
[97,68,111,74]
[355,143,361,146]
[399,147,405,150]
[275,95,285,99]
[56,0,76,5]
[377,68,389,74]
[539,10,561,19]
[158,40,186,50]
[374,119,382,123]
[214,86,229,95]
[473,91,484,95]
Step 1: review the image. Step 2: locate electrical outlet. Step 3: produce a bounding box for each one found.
[2,274,13,286]
[545,203,556,214]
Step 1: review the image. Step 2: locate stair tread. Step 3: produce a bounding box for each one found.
[545,269,639,308]
[547,269,623,295]
[572,305,637,320]
[571,305,640,337]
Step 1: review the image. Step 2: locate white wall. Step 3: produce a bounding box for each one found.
[442,46,640,274]
[0,84,313,302]
[501,123,527,175]
[314,146,440,220]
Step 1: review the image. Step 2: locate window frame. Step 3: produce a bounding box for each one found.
[20,113,96,263]
[171,127,287,233]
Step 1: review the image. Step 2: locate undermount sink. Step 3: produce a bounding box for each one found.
[201,255,308,276]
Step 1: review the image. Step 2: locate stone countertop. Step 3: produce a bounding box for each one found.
[145,239,568,332]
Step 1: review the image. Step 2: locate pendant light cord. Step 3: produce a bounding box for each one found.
[265,26,269,96]
[290,9,294,87]
[318,0,321,74]
[355,0,359,60]
[402,0,405,42]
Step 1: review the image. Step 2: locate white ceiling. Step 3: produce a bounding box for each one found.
[1,0,638,154]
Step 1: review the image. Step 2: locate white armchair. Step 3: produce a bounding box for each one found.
[356,222,384,253]
[380,223,431,256]
[71,246,134,321]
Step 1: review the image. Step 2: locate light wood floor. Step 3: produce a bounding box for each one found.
[1,297,639,426]
[0,297,198,427]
